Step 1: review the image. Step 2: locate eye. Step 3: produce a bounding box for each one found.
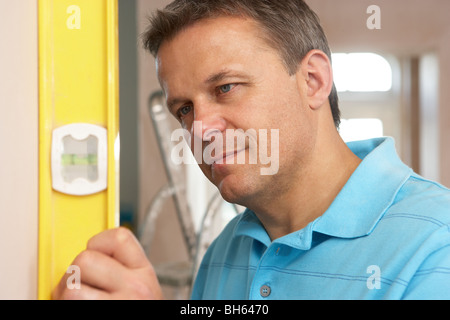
[177,105,192,118]
[218,83,236,94]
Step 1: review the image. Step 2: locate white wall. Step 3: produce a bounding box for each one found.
[0,0,38,299]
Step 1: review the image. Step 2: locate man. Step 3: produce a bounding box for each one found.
[54,0,450,299]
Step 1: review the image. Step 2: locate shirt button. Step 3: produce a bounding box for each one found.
[260,285,271,298]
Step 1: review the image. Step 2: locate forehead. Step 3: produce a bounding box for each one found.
[155,16,272,82]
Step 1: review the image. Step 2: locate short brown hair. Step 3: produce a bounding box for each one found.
[142,0,340,127]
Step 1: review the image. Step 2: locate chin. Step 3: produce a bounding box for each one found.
[217,186,241,204]
[202,163,261,206]
[215,173,254,207]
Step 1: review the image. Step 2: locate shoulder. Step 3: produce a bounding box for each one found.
[378,174,450,258]
[388,173,450,226]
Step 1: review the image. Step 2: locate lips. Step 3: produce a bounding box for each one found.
[211,148,246,164]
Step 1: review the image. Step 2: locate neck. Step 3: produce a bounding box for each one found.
[248,125,361,241]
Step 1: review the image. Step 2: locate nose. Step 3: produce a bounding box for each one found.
[190,104,227,142]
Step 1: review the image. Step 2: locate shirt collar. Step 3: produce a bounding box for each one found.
[313,137,412,239]
[234,137,412,249]
[235,209,271,246]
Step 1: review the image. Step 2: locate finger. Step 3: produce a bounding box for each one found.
[55,282,111,300]
[87,227,150,269]
[72,249,129,293]
[52,264,112,300]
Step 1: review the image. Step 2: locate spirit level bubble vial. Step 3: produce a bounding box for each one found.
[52,123,108,196]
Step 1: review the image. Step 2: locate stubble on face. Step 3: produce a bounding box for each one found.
[157,16,316,208]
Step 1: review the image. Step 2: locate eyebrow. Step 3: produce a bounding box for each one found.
[204,69,248,84]
[167,97,187,113]
[205,70,233,84]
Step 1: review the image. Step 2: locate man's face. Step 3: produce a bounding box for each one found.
[157,16,316,206]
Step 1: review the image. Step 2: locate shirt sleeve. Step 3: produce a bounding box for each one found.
[190,249,212,300]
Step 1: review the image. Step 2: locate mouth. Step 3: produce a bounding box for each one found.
[211,148,246,165]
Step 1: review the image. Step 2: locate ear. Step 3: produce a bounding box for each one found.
[298,50,333,110]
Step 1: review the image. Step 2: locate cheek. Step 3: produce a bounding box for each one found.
[274,100,316,164]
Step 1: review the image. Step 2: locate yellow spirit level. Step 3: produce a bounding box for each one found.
[38,0,119,300]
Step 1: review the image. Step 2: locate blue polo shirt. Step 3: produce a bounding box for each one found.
[191,137,450,299]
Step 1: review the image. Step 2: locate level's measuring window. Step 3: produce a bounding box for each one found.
[52,123,107,196]
[61,135,99,183]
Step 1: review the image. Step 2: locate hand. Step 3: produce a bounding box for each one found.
[53,227,164,300]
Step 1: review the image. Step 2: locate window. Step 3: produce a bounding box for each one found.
[332,53,393,92]
[339,118,384,142]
